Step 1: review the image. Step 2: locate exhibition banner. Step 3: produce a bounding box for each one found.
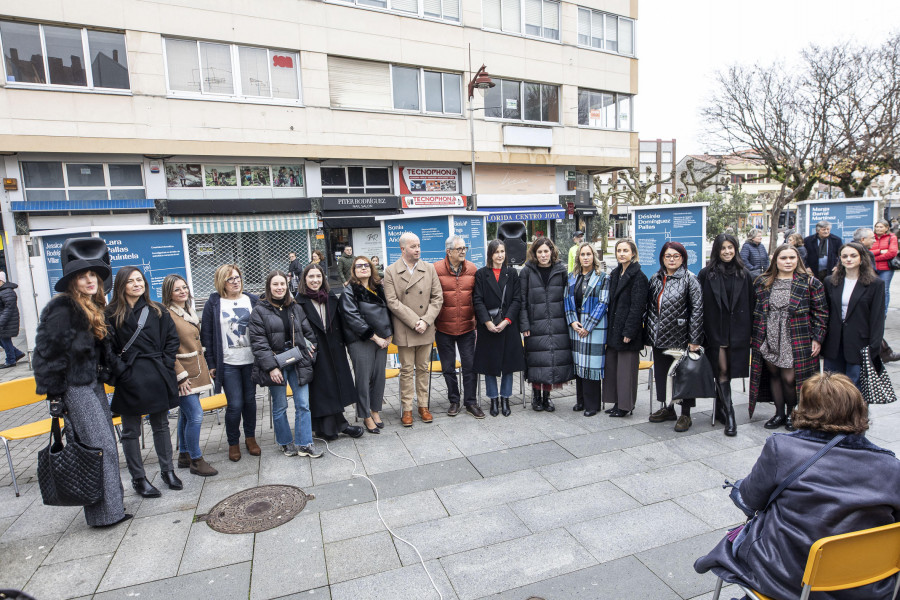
[631,203,708,281]
[451,215,486,267]
[798,199,877,243]
[384,216,450,265]
[99,230,189,302]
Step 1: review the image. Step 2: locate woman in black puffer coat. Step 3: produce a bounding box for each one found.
[603,239,649,418]
[249,271,320,458]
[519,237,573,412]
[645,241,704,433]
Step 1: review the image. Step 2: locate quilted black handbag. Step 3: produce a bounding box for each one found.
[671,348,717,400]
[858,347,897,404]
[37,417,104,507]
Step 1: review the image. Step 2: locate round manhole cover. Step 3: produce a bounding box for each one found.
[203,485,311,534]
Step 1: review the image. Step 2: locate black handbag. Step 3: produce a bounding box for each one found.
[858,347,897,404]
[889,255,900,271]
[37,417,104,507]
[671,348,717,400]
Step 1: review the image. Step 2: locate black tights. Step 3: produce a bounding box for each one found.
[718,348,730,384]
[765,360,796,417]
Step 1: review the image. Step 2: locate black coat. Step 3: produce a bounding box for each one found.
[200,292,260,393]
[645,266,704,349]
[339,283,393,342]
[106,298,180,416]
[296,292,357,417]
[822,275,885,364]
[697,266,755,379]
[248,299,318,387]
[0,281,20,338]
[518,261,574,384]
[33,294,125,397]
[606,264,649,352]
[803,233,842,274]
[473,265,526,376]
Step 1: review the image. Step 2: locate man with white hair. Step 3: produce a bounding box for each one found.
[852,227,877,268]
[803,220,841,281]
[384,232,444,426]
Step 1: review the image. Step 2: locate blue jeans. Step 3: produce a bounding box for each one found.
[220,363,257,446]
[1,337,23,366]
[178,393,203,460]
[270,365,312,447]
[823,356,861,387]
[484,373,513,398]
[877,269,893,316]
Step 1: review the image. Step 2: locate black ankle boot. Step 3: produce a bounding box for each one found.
[500,397,511,417]
[542,390,555,412]
[573,378,584,411]
[785,404,797,431]
[719,382,737,437]
[132,477,161,498]
[531,388,543,411]
[489,397,500,417]
[161,470,183,490]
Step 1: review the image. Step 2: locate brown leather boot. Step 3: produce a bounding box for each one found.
[401,410,414,427]
[245,437,261,456]
[228,444,241,462]
[189,457,218,477]
[177,452,190,469]
[418,407,433,423]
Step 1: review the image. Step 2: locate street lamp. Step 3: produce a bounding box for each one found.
[467,64,494,210]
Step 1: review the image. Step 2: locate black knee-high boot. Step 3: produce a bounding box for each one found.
[532,388,543,411]
[718,381,736,437]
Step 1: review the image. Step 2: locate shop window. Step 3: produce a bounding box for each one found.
[483,0,559,41]
[577,8,635,56]
[21,161,145,201]
[165,163,303,189]
[1,20,129,90]
[321,166,392,195]
[577,88,633,130]
[485,78,558,124]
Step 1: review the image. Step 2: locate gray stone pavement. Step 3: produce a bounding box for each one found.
[1,281,899,600]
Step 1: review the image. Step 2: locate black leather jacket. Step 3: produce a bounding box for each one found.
[645,266,704,349]
[339,283,393,342]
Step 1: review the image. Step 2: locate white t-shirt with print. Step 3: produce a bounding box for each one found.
[220,294,255,365]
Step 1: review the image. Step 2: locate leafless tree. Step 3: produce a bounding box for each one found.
[616,166,675,205]
[679,158,725,196]
[591,175,630,254]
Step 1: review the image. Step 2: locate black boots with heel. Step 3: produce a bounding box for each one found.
[489,397,500,417]
[717,381,737,437]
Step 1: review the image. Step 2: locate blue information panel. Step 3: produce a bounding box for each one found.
[100,230,188,302]
[384,216,450,266]
[632,204,707,281]
[804,200,877,243]
[43,232,90,294]
[452,215,486,267]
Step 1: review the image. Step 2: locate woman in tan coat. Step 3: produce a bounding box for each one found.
[162,274,217,476]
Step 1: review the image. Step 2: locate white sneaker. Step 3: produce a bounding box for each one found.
[297,444,323,458]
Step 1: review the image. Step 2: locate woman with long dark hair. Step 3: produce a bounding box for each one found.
[749,245,828,430]
[296,263,363,440]
[340,255,392,433]
[604,239,649,418]
[33,238,130,526]
[646,241,704,433]
[106,266,181,498]
[822,242,885,386]
[698,233,755,437]
[519,237,574,411]
[249,271,322,458]
[473,240,525,417]
[162,274,217,477]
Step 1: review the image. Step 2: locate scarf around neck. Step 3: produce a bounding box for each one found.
[169,303,199,325]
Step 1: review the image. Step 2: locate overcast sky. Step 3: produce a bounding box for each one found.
[634,0,900,157]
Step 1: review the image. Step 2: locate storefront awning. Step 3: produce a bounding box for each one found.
[476,206,566,223]
[165,213,317,234]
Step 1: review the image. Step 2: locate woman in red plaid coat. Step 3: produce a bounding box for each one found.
[749,245,828,429]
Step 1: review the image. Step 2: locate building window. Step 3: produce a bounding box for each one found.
[165,163,304,188]
[392,66,462,115]
[320,166,392,195]
[483,0,559,41]
[485,78,558,123]
[577,88,633,130]
[577,8,635,56]
[163,38,301,102]
[331,0,460,22]
[21,162,144,201]
[0,21,129,89]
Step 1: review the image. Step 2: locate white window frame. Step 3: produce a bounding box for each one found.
[577,88,634,131]
[320,166,393,195]
[576,8,636,56]
[21,161,146,201]
[482,0,561,42]
[390,65,463,116]
[0,21,131,94]
[162,38,303,106]
[484,78,560,125]
[326,0,460,23]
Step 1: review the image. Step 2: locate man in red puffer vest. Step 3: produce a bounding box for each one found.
[433,235,483,418]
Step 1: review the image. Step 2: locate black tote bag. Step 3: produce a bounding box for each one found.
[671,349,717,400]
[37,417,104,507]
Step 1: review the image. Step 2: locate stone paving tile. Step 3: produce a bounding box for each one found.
[687,583,741,600]
[568,500,711,564]
[393,505,531,565]
[0,499,81,543]
[531,411,595,440]
[437,419,508,455]
[869,412,900,442]
[43,512,129,565]
[633,417,718,442]
[674,487,747,530]
[369,457,483,500]
[0,483,39,518]
[396,426,464,465]
[302,477,376,514]
[329,558,459,600]
[700,445,766,480]
[258,448,315,487]
[635,528,732,599]
[466,440,575,478]
[556,426,657,458]
[0,515,17,538]
[611,461,728,505]
[271,588,332,599]
[94,561,252,600]
[251,512,326,599]
[700,422,776,450]
[536,449,649,490]
[178,520,254,575]
[96,509,193,592]
[311,441,363,486]
[319,489,447,543]
[440,528,597,600]
[195,472,259,515]
[435,468,556,515]
[487,555,681,600]
[134,469,205,519]
[510,480,641,533]
[622,434,733,469]
[479,411,554,447]
[324,530,402,584]
[355,430,417,475]
[23,552,112,600]
[0,531,60,589]
[204,451,261,481]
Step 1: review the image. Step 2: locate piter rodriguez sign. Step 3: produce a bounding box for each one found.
[320,196,401,211]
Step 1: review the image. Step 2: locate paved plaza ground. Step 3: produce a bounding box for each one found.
[1,281,898,600]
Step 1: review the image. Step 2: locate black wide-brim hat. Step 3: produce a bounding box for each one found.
[55,237,113,293]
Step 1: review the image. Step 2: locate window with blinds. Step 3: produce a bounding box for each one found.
[577,88,633,130]
[328,56,392,110]
[327,0,459,21]
[483,0,558,40]
[485,77,558,123]
[576,8,635,56]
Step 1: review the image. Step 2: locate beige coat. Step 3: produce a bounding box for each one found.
[383,258,444,347]
[169,305,213,395]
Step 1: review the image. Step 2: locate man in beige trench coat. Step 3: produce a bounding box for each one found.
[383,232,444,427]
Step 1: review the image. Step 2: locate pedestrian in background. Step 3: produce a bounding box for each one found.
[567,230,585,273]
[739,228,769,280]
[787,233,807,264]
[872,219,898,315]
[0,271,25,368]
[337,245,355,286]
[803,220,842,281]
[371,255,384,278]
